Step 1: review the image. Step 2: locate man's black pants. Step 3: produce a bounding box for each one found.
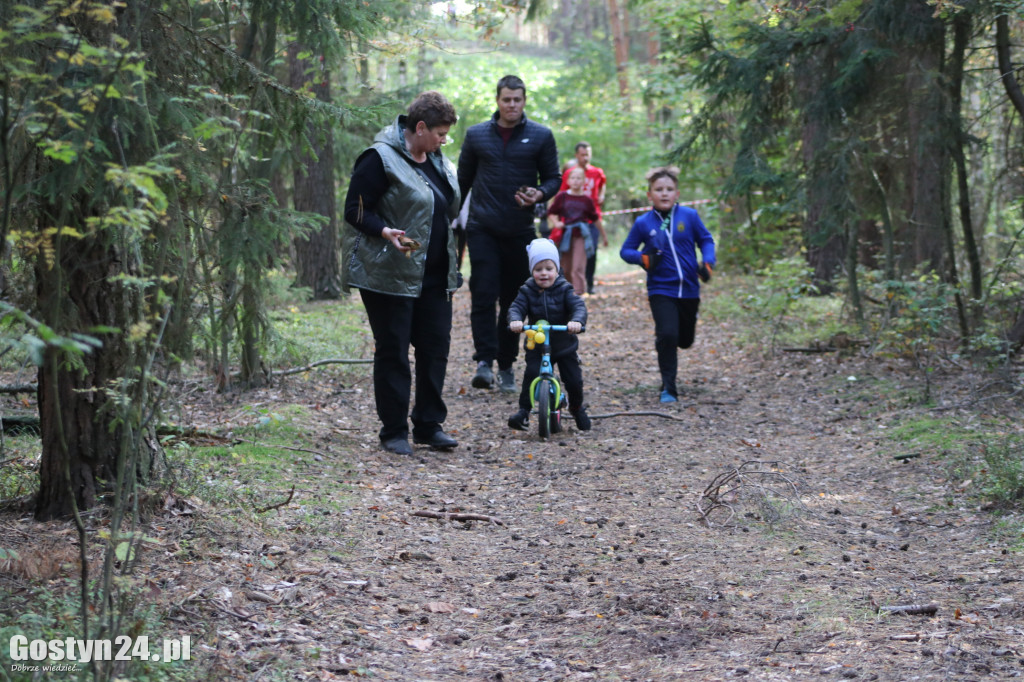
[467,229,533,370]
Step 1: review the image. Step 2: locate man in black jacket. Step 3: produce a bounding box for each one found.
[458,75,562,393]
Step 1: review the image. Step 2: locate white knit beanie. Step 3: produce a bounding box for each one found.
[527,238,560,273]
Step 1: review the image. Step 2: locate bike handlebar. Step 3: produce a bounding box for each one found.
[522,324,569,332]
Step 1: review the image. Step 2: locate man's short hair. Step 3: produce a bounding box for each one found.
[575,141,591,152]
[496,75,526,98]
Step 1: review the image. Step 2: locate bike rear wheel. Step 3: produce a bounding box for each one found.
[536,378,552,438]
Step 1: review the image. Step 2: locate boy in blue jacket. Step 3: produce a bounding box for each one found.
[620,166,716,403]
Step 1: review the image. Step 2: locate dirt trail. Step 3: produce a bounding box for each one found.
[217,271,1021,680]
[4,271,1022,681]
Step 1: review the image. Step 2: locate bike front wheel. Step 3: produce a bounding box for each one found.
[536,378,552,439]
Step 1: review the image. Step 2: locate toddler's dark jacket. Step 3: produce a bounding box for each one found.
[507,276,587,360]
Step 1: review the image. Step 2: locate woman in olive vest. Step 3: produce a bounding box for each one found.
[342,91,461,455]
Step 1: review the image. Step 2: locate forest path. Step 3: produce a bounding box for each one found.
[186,270,1016,680]
[6,271,1020,681]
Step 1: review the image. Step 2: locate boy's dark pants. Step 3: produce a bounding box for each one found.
[518,351,584,412]
[467,229,534,370]
[360,287,451,442]
[648,295,700,396]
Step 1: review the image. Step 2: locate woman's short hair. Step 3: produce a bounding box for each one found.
[645,165,680,188]
[407,91,458,129]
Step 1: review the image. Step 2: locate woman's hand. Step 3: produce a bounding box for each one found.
[567,321,582,334]
[382,227,412,253]
[509,320,524,334]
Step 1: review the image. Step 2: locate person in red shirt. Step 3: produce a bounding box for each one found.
[558,142,607,294]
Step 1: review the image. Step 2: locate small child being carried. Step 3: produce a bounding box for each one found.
[546,166,599,296]
[507,238,591,431]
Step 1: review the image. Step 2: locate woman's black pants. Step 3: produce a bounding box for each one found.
[360,287,451,442]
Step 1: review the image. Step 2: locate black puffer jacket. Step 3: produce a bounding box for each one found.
[507,276,587,360]
[457,112,561,237]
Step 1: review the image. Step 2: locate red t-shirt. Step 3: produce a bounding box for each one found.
[559,165,606,217]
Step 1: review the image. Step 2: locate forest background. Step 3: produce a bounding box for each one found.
[0,0,1022,679]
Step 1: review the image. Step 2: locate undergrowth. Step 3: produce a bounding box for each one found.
[710,258,846,352]
[887,415,1024,514]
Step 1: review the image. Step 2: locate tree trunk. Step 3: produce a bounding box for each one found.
[900,4,946,273]
[996,13,1024,350]
[358,37,370,88]
[948,13,982,311]
[846,218,864,328]
[797,42,843,290]
[561,0,574,50]
[996,14,1024,117]
[30,4,161,519]
[288,44,341,300]
[646,31,660,126]
[606,0,630,106]
[35,237,148,520]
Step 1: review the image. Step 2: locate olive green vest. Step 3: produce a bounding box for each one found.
[342,119,460,297]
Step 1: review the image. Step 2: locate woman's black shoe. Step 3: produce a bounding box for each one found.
[381,437,412,455]
[413,430,458,451]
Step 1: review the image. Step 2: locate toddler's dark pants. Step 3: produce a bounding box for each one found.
[360,287,451,442]
[648,295,700,397]
[518,351,584,413]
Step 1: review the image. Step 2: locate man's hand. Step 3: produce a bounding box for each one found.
[567,321,582,334]
[698,263,713,282]
[509,320,524,333]
[515,186,542,208]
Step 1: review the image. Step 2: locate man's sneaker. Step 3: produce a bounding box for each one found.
[660,390,678,403]
[471,361,493,389]
[572,406,592,431]
[496,368,517,393]
[507,408,530,431]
